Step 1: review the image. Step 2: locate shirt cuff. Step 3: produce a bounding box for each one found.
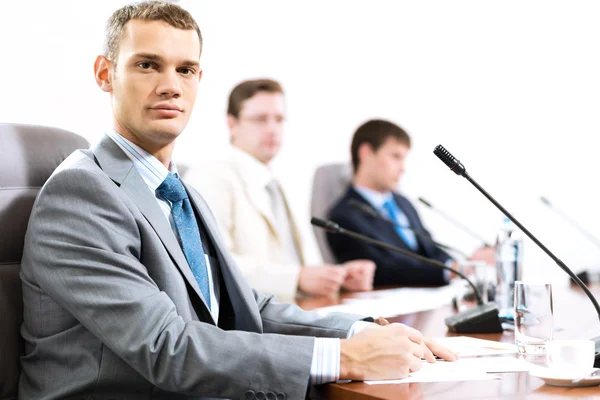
[310,338,340,385]
[346,320,374,338]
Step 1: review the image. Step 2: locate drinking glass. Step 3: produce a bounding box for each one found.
[514,281,554,354]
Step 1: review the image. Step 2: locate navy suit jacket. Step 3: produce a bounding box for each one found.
[326,187,452,286]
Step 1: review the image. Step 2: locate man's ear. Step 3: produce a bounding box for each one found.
[227,114,239,143]
[358,142,374,164]
[94,55,113,93]
[227,114,238,130]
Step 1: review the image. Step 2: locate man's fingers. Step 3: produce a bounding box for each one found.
[410,341,425,360]
[422,343,436,363]
[424,338,458,361]
[407,355,423,374]
[394,324,424,344]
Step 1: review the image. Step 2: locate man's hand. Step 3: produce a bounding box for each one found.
[470,246,495,265]
[340,323,425,380]
[341,260,375,292]
[298,265,347,296]
[340,323,458,381]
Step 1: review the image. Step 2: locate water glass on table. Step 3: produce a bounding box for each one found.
[514,281,554,354]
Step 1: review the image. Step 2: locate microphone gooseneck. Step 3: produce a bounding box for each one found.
[417,196,491,247]
[417,197,433,208]
[346,199,468,259]
[540,195,600,251]
[311,217,484,305]
[540,196,552,207]
[433,145,600,323]
[314,215,503,333]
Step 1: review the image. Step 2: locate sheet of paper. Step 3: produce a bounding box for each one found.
[364,356,531,384]
[433,336,519,357]
[365,360,498,384]
[315,286,456,317]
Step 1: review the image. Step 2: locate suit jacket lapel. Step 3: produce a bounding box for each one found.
[186,184,262,333]
[91,136,215,323]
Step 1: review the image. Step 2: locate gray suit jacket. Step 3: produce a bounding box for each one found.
[19,136,362,400]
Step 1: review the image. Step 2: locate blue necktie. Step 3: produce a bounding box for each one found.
[156,173,211,309]
[383,198,419,251]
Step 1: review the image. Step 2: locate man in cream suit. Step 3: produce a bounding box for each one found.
[187,79,376,301]
[19,2,455,399]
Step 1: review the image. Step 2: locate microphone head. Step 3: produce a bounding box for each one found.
[434,145,467,176]
[418,197,433,208]
[540,196,552,207]
[310,217,341,233]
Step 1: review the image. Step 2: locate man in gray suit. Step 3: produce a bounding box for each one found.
[19,2,455,399]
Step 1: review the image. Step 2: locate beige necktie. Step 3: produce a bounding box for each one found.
[265,179,303,265]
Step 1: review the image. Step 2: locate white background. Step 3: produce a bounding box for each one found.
[2,1,600,289]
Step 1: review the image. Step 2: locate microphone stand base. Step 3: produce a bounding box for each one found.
[445,303,503,334]
[593,336,600,368]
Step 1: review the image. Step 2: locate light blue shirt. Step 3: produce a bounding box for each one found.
[353,186,418,248]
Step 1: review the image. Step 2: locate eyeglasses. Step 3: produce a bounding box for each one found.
[238,115,285,126]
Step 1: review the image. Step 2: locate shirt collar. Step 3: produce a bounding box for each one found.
[105,130,177,191]
[353,185,394,211]
[229,146,274,188]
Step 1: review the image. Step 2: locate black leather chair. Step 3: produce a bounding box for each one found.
[0,123,89,399]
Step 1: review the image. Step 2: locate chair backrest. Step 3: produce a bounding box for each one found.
[0,123,89,400]
[310,162,352,264]
[177,162,190,179]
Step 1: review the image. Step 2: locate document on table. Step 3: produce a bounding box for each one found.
[433,336,519,357]
[364,356,531,385]
[314,286,456,317]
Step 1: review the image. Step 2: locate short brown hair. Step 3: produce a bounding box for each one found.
[351,119,411,172]
[227,79,284,118]
[103,1,202,62]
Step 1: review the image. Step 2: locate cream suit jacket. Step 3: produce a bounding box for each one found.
[187,148,308,301]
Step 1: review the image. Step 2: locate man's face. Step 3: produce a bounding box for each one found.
[102,20,202,149]
[229,92,285,164]
[366,137,410,192]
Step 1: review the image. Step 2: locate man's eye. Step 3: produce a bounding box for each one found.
[179,68,194,75]
[138,62,152,69]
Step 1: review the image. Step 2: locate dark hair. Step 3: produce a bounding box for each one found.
[227,79,284,118]
[104,1,202,62]
[350,119,411,172]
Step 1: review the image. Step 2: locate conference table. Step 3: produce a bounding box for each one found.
[296,283,600,399]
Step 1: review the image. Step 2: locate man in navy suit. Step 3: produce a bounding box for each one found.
[327,119,493,287]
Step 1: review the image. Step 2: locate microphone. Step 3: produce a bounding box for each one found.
[311,217,503,334]
[540,196,600,251]
[346,199,469,259]
[434,144,600,366]
[417,197,492,247]
[540,196,600,285]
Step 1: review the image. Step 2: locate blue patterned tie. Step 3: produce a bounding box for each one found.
[383,198,419,251]
[156,173,211,309]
